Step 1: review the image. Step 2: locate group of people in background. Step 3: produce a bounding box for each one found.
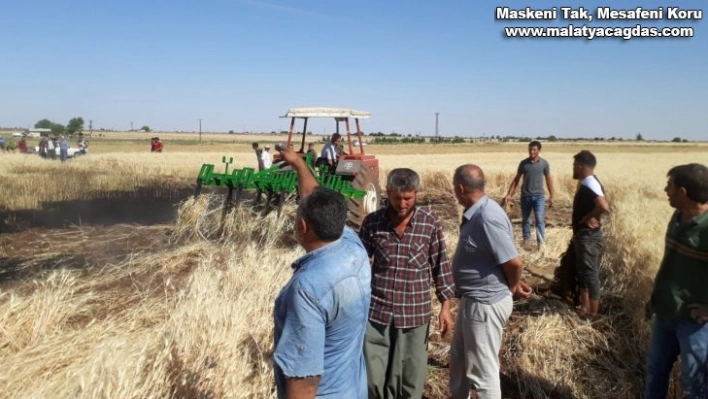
[37,135,69,162]
[0,134,87,162]
[500,141,610,318]
[270,142,708,399]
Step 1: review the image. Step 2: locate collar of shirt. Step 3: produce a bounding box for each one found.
[290,235,343,271]
[581,175,596,185]
[383,205,421,229]
[696,210,708,226]
[673,208,708,228]
[462,195,489,223]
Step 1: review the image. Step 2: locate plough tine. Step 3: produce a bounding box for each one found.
[234,187,243,206]
[219,185,235,235]
[276,193,288,218]
[195,179,203,198]
[266,191,278,217]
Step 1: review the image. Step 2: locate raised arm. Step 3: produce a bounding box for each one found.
[278,147,319,199]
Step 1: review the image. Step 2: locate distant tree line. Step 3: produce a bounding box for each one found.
[19,122,693,143]
[368,136,466,145]
[362,131,692,144]
[33,117,84,136]
[29,119,156,135]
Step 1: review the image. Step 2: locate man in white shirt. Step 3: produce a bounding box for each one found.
[47,136,56,160]
[261,145,273,169]
[320,133,342,169]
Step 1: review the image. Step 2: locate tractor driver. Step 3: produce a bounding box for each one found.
[319,133,342,169]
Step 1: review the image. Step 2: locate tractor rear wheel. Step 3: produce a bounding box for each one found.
[347,165,381,231]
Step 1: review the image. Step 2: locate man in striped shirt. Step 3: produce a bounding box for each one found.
[645,163,708,399]
[358,168,455,399]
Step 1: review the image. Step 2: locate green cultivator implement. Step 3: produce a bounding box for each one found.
[194,108,382,231]
[195,152,368,212]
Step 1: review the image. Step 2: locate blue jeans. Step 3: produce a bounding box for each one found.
[645,315,708,399]
[521,195,545,245]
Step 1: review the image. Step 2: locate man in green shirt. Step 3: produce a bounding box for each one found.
[645,163,708,399]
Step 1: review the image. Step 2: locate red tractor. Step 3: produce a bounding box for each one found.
[197,107,382,231]
[281,107,381,230]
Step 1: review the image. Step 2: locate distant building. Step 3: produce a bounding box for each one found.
[28,128,51,137]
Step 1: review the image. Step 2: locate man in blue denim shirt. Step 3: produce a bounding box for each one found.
[502,141,555,249]
[273,147,371,399]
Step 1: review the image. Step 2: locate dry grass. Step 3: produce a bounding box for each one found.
[0,223,296,398]
[1,145,706,398]
[3,131,708,157]
[170,193,298,249]
[3,145,697,212]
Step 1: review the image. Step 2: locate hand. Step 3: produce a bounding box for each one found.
[277,146,305,168]
[688,304,708,324]
[501,196,511,207]
[438,308,454,340]
[585,217,600,229]
[512,281,533,299]
[547,196,554,208]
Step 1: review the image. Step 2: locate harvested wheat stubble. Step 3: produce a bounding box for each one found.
[1,147,700,398]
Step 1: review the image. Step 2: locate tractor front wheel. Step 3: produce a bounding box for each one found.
[347,165,381,231]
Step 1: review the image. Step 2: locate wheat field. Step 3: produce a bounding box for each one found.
[0,140,706,398]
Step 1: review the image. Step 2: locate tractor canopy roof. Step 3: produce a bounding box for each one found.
[281,107,371,119]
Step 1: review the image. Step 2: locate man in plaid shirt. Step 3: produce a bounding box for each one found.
[359,168,455,399]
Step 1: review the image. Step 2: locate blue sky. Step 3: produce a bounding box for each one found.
[1,0,706,140]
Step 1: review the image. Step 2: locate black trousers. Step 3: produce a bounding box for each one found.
[573,228,604,300]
